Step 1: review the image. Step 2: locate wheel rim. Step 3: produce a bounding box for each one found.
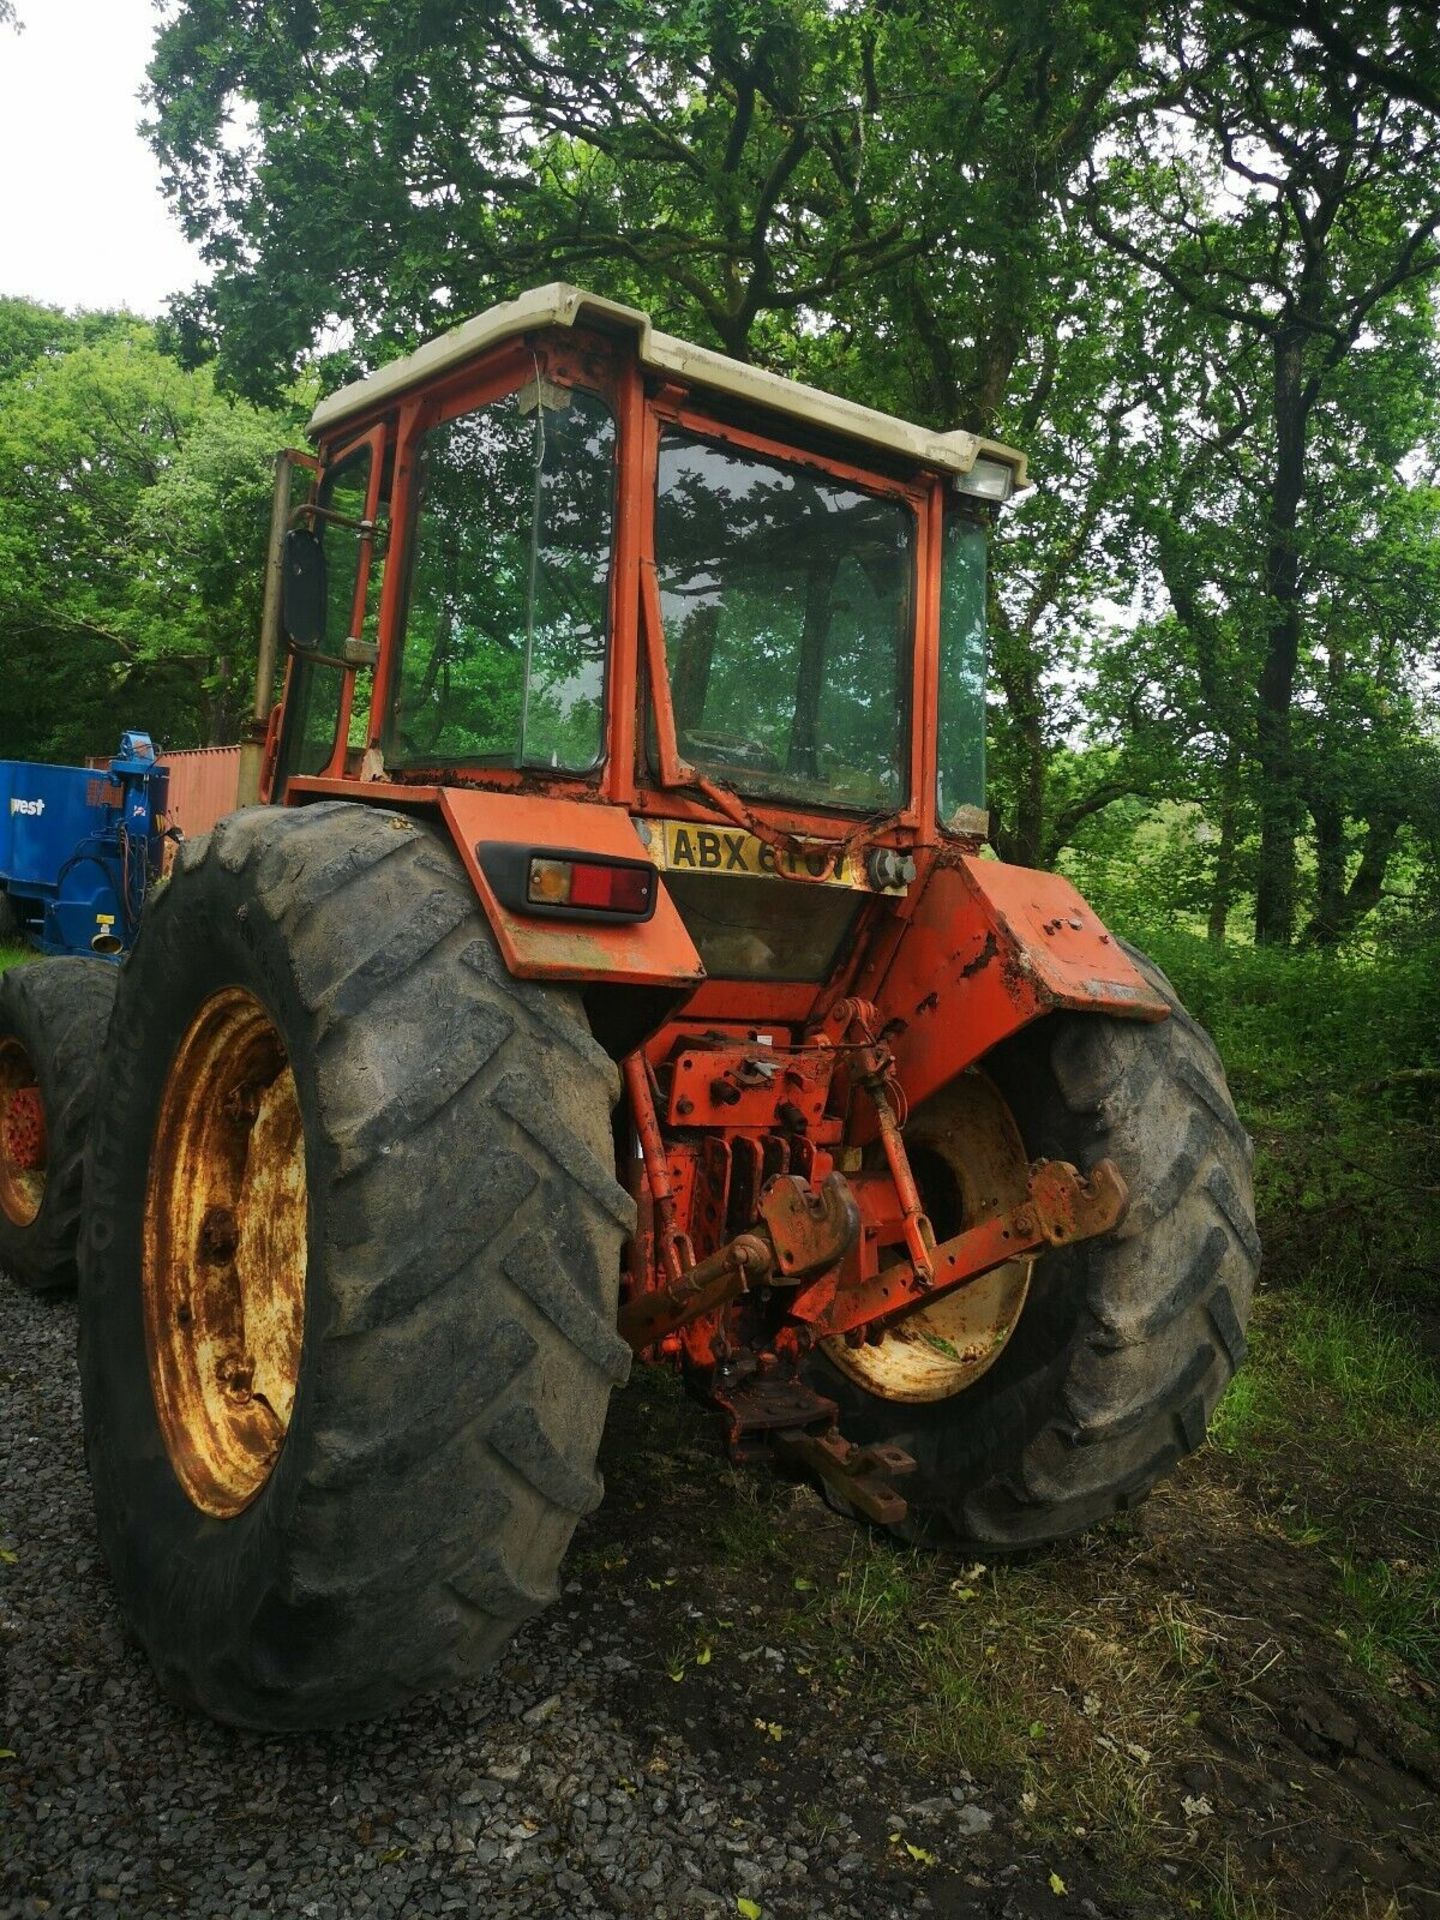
[143,988,308,1518]
[822,1072,1034,1404]
[0,1037,46,1228]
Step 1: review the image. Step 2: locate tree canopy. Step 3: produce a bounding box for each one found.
[0,299,295,761]
[5,1,1440,947]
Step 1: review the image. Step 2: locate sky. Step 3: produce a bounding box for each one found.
[0,0,206,315]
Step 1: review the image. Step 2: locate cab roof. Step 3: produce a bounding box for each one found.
[307,283,1027,489]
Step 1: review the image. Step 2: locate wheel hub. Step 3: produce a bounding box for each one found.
[143,988,308,1518]
[821,1072,1035,1404]
[0,1038,46,1226]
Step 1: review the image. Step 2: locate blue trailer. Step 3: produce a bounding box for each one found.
[0,733,171,958]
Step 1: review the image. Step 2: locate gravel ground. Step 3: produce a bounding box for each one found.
[1,1279,1110,1920]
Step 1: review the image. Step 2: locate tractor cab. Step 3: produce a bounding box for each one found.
[264,285,1023,1013]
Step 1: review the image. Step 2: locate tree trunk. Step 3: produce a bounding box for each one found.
[1309,790,1345,941]
[1207,750,1242,944]
[1012,708,1047,867]
[786,561,836,779]
[1254,325,1309,946]
[1303,810,1401,945]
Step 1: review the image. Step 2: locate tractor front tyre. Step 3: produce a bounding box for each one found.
[79,802,634,1729]
[0,957,119,1293]
[809,946,1259,1549]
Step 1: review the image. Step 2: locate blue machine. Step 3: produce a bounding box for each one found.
[0,733,170,959]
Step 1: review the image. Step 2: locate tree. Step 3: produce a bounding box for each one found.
[143,0,1163,861]
[1086,4,1440,941]
[0,306,294,761]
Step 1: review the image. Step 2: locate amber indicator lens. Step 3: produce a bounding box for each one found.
[526,855,653,916]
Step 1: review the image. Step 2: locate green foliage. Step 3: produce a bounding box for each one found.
[1340,1555,1440,1685]
[0,301,297,761]
[1135,931,1440,1428]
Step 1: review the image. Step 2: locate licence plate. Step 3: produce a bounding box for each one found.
[639,818,872,890]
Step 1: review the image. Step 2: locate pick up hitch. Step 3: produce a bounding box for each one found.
[619,1170,860,1352]
[821,1156,1130,1340]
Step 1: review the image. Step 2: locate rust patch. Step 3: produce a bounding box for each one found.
[142,988,307,1519]
[958,930,999,979]
[0,1038,45,1227]
[758,1172,860,1281]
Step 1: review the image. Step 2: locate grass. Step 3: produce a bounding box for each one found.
[0,941,30,975]
[709,1519,1233,1882]
[1142,928,1440,1300]
[1339,1555,1440,1686]
[792,931,1440,1901]
[595,932,1440,1913]
[1207,1269,1440,1700]
[1210,1290,1440,1458]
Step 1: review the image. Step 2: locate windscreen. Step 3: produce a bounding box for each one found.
[653,430,913,811]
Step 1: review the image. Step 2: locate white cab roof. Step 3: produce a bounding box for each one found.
[307,283,1027,486]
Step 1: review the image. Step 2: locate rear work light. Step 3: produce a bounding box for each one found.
[954,455,1018,504]
[477,842,659,923]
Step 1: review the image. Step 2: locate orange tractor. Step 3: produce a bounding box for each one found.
[0,286,1258,1729]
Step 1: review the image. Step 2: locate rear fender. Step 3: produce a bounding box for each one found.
[438,786,704,991]
[860,853,1167,1117]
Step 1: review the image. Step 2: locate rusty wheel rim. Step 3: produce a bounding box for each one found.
[822,1073,1034,1404]
[0,1037,47,1228]
[143,988,307,1518]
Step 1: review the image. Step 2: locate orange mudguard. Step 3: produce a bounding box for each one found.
[440,788,705,989]
[861,854,1168,1116]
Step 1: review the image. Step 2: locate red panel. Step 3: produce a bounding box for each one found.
[859,854,1167,1116]
[438,787,705,988]
[159,747,243,867]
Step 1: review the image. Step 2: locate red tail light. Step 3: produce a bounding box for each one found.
[477,842,659,923]
[561,860,653,913]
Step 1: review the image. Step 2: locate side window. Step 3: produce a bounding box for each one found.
[387,386,615,770]
[275,445,376,784]
[937,509,988,824]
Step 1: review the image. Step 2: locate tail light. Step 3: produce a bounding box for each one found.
[477,843,659,923]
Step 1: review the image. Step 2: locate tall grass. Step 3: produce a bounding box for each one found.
[1129,930,1440,1306]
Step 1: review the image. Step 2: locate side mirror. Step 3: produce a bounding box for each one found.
[282,527,327,649]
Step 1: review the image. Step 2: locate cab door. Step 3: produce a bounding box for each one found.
[271,426,386,799]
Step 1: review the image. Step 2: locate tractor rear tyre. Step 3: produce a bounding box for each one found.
[807,945,1259,1548]
[0,957,119,1293]
[0,889,24,946]
[79,803,633,1729]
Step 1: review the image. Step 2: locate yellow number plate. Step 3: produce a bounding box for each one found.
[639,818,870,889]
